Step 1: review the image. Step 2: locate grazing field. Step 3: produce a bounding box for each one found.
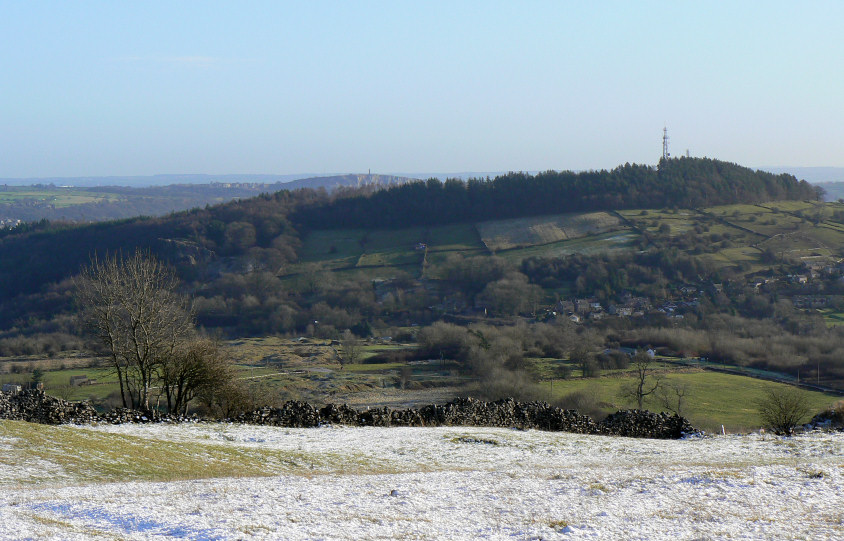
[761,200,822,213]
[0,188,122,208]
[699,246,762,271]
[297,228,368,263]
[618,208,705,236]
[497,230,639,261]
[0,421,841,540]
[818,308,844,327]
[291,224,485,276]
[288,202,844,284]
[0,338,463,409]
[477,211,622,252]
[537,369,837,433]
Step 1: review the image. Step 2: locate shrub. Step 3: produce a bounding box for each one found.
[757,387,812,435]
[556,387,604,419]
[470,367,545,403]
[417,321,472,360]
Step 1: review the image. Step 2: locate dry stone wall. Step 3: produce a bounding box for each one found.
[233,397,698,439]
[0,390,700,439]
[0,388,100,424]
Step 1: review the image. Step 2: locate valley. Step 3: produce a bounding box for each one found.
[1,159,842,436]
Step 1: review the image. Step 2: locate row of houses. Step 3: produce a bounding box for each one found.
[0,218,21,230]
[556,295,654,316]
[553,289,707,323]
[2,382,44,394]
[791,295,831,309]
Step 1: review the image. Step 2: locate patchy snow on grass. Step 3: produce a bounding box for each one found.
[2,423,842,540]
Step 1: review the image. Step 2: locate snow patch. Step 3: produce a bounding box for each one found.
[1,425,841,540]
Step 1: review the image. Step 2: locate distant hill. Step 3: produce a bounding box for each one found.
[0,174,421,224]
[815,182,844,202]
[0,173,313,188]
[279,174,420,191]
[0,173,423,189]
[760,166,844,184]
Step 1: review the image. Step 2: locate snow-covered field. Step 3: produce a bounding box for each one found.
[2,423,842,540]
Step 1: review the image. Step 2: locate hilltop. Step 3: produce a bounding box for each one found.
[296,157,819,229]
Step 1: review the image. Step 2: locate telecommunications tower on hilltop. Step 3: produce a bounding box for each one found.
[662,126,670,160]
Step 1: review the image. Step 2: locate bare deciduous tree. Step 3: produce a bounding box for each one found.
[757,386,812,435]
[160,337,232,415]
[75,250,193,412]
[620,350,661,410]
[339,329,362,367]
[657,381,690,416]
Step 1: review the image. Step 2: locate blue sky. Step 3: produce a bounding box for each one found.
[2,1,843,178]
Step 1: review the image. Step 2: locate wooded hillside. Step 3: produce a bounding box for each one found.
[295,157,820,229]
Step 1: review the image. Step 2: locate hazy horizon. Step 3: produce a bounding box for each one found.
[3,164,844,188]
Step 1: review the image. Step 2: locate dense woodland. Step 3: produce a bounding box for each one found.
[295,158,819,229]
[1,157,841,397]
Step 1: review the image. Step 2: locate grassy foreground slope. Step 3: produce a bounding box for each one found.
[1,423,841,539]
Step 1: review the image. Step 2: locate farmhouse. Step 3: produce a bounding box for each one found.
[1,384,21,395]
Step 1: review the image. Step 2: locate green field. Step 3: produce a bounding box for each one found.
[290,223,485,277]
[497,230,639,261]
[286,202,844,284]
[761,200,820,213]
[618,208,707,236]
[539,370,837,433]
[0,366,119,402]
[477,211,622,251]
[3,336,838,434]
[0,188,122,208]
[818,308,844,327]
[0,420,280,484]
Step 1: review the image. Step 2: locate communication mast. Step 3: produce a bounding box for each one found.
[662,126,670,160]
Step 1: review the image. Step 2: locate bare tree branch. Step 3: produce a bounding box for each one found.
[75,250,194,412]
